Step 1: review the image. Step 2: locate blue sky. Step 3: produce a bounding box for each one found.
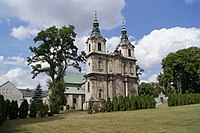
[0,0,200,89]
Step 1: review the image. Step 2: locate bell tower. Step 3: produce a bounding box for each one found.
[86,12,106,54]
[116,20,135,59]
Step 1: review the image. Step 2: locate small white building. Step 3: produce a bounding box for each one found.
[155,92,168,106]
[0,81,23,106]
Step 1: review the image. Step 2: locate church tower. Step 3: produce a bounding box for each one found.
[116,21,135,59]
[85,12,107,102]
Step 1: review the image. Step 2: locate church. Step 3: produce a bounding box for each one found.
[84,14,139,103]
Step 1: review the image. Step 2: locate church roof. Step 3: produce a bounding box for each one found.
[19,89,48,97]
[64,87,85,95]
[64,72,85,84]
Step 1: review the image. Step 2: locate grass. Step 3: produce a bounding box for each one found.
[1,104,200,133]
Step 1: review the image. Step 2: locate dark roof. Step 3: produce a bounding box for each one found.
[19,89,48,97]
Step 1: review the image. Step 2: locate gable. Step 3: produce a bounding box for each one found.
[0,81,23,96]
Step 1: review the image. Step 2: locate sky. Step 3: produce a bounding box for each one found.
[0,0,200,89]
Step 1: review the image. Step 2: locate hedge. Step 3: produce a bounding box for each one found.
[87,95,156,114]
[168,93,200,107]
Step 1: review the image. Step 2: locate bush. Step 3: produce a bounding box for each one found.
[100,99,106,113]
[37,103,47,117]
[0,94,5,125]
[5,99,10,120]
[48,111,54,117]
[119,96,126,111]
[19,99,29,119]
[29,102,37,118]
[87,101,92,114]
[9,100,18,119]
[112,96,119,111]
[106,97,112,112]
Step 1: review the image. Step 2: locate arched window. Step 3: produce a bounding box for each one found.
[87,82,90,92]
[98,43,101,51]
[89,44,91,52]
[128,49,131,57]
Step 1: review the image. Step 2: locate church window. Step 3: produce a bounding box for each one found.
[89,44,91,52]
[128,49,131,57]
[98,43,101,51]
[87,82,90,92]
[119,50,121,54]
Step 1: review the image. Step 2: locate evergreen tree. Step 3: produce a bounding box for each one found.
[119,96,126,111]
[0,94,5,125]
[112,96,119,111]
[32,84,43,103]
[19,99,29,119]
[49,81,66,114]
[105,97,112,112]
[100,99,106,112]
[9,100,18,119]
[5,99,10,119]
[29,102,37,118]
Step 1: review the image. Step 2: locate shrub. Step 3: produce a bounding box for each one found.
[5,99,10,120]
[87,101,92,114]
[112,96,119,111]
[48,111,54,117]
[29,102,37,118]
[119,96,126,111]
[9,100,18,119]
[0,94,5,125]
[19,99,29,119]
[100,99,106,113]
[106,97,112,112]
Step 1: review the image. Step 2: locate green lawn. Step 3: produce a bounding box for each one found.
[1,104,200,133]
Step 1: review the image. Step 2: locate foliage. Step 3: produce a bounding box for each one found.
[105,97,112,112]
[158,47,200,94]
[136,65,144,76]
[37,103,48,117]
[118,96,126,111]
[32,84,43,103]
[29,102,37,118]
[27,25,85,83]
[5,99,10,120]
[9,100,18,119]
[0,94,5,125]
[112,96,119,111]
[48,81,66,114]
[19,99,29,119]
[100,99,106,113]
[87,101,92,114]
[168,93,200,107]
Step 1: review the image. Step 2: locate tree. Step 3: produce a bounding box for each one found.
[29,102,37,118]
[28,25,85,114]
[0,94,5,125]
[112,96,119,111]
[9,101,18,119]
[48,81,66,114]
[138,82,154,96]
[32,84,43,103]
[27,25,85,83]
[19,99,29,119]
[158,47,200,94]
[5,99,10,119]
[105,97,112,112]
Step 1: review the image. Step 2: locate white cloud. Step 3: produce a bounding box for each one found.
[148,74,158,82]
[1,0,125,39]
[10,25,39,40]
[4,56,26,66]
[0,56,4,67]
[135,27,200,69]
[185,0,199,4]
[106,36,121,52]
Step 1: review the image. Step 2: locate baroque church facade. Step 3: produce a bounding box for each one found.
[85,14,139,103]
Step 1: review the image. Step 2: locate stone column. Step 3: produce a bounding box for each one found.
[78,95,82,110]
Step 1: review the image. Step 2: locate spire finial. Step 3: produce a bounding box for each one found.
[95,11,97,20]
[122,18,126,29]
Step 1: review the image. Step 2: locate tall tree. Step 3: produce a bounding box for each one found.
[27,25,85,83]
[32,84,43,103]
[158,47,200,94]
[19,99,29,119]
[28,25,85,114]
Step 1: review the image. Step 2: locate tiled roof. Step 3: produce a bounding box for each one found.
[64,72,85,84]
[64,87,85,95]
